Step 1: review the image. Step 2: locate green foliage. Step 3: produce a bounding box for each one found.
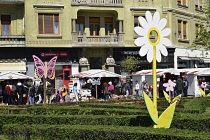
[190,0,210,49]
[2,124,210,140]
[120,55,140,74]
[183,97,209,113]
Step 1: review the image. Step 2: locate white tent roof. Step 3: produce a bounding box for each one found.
[183,68,210,75]
[132,68,184,76]
[132,68,210,76]
[0,71,33,80]
[72,69,121,78]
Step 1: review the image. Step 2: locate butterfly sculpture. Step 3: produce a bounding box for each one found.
[32,55,57,79]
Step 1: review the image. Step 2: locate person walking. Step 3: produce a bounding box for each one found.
[62,85,68,102]
[135,80,140,99]
[142,81,150,96]
[37,82,44,103]
[103,81,109,100]
[10,85,17,105]
[16,81,25,105]
[29,84,36,104]
[183,77,189,97]
[73,83,79,101]
[175,77,184,96]
[108,81,114,99]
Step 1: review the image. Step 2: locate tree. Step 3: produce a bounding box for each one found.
[120,56,140,74]
[191,0,210,49]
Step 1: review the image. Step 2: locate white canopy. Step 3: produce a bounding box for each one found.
[132,68,183,76]
[72,69,121,78]
[0,71,33,80]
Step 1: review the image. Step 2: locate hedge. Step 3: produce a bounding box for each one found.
[2,124,210,140]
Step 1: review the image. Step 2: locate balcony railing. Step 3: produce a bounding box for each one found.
[0,35,25,47]
[72,33,124,47]
[0,0,24,4]
[72,0,123,7]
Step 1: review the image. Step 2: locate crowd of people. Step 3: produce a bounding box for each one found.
[0,76,191,105]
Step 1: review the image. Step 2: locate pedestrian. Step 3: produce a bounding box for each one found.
[175,77,184,96]
[73,83,79,101]
[142,80,150,96]
[62,85,68,102]
[158,78,165,98]
[103,81,109,100]
[108,81,114,99]
[10,85,17,105]
[28,84,36,104]
[16,81,25,105]
[124,82,131,98]
[37,82,44,103]
[183,77,188,97]
[5,82,12,105]
[135,80,140,99]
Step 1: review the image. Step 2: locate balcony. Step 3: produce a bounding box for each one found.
[0,36,25,47]
[0,0,24,4]
[72,33,124,47]
[71,0,123,7]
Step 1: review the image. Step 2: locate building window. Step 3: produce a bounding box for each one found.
[177,0,188,7]
[38,14,59,34]
[195,0,203,10]
[76,16,85,36]
[1,15,11,35]
[178,20,188,39]
[134,16,146,36]
[89,17,100,36]
[105,17,113,36]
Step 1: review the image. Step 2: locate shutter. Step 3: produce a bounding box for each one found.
[183,21,187,37]
[54,14,59,22]
[44,14,53,34]
[38,14,43,34]
[76,16,85,24]
[178,21,181,32]
[1,15,11,24]
[182,0,186,5]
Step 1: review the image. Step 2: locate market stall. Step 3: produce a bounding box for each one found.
[132,68,184,97]
[71,69,122,99]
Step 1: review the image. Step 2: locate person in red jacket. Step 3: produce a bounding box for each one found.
[4,82,12,105]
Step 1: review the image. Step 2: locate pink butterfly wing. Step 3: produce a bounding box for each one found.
[32,55,44,78]
[47,56,57,78]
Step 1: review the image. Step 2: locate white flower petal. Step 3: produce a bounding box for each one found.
[147,46,153,63]
[138,16,148,29]
[161,28,171,37]
[146,11,153,24]
[153,12,160,27]
[162,38,171,46]
[139,45,149,56]
[156,49,162,62]
[134,37,146,46]
[134,27,147,37]
[158,18,167,30]
[157,44,168,56]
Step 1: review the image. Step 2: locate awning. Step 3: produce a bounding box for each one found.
[132,69,184,76]
[72,69,121,78]
[0,71,33,80]
[0,58,26,73]
[179,57,203,61]
[184,68,210,75]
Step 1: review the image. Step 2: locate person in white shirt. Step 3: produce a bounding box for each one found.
[135,80,140,99]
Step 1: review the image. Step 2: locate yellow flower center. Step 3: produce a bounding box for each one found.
[147,27,160,46]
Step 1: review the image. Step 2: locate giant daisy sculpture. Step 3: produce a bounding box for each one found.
[134,11,171,63]
[134,11,176,128]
